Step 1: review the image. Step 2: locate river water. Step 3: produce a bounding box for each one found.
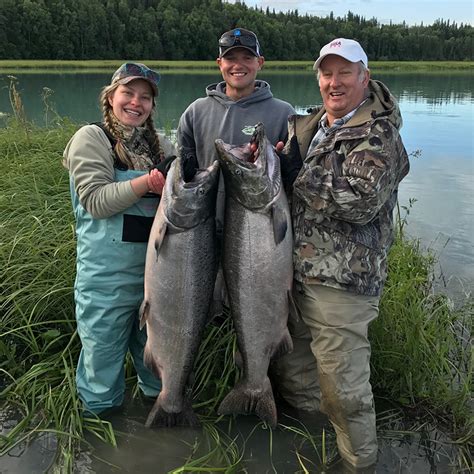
[0,70,472,473]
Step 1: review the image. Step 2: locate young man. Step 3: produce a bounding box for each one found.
[177,27,295,230]
[275,38,410,471]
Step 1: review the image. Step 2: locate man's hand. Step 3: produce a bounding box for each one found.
[182,152,199,182]
[275,135,303,189]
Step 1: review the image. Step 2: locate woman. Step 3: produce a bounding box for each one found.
[63,63,176,416]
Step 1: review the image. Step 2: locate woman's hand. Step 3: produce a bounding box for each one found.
[147,168,166,195]
[131,169,165,197]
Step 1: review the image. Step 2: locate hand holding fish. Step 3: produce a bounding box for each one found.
[275,135,303,189]
[147,168,166,194]
[249,141,258,162]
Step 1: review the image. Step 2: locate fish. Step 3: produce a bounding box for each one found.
[140,154,220,428]
[214,122,294,429]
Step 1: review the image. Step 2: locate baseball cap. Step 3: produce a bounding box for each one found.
[313,38,368,70]
[218,28,261,57]
[111,62,160,96]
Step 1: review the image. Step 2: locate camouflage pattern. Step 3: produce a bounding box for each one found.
[286,80,409,296]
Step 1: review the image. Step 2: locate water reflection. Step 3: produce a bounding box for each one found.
[0,408,57,473]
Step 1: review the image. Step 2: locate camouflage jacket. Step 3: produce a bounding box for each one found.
[287,80,409,296]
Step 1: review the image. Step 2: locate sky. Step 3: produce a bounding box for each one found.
[227,0,473,26]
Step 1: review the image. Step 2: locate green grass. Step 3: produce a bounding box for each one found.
[0,59,472,74]
[0,97,472,471]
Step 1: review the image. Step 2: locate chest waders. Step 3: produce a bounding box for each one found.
[71,168,162,414]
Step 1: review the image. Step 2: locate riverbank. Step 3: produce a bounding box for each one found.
[0,112,472,471]
[0,59,473,73]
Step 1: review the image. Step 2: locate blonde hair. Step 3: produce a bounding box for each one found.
[99,83,162,169]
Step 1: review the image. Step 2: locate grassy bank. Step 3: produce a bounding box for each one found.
[0,107,472,470]
[0,59,473,74]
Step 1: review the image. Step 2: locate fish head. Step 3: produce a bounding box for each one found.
[215,123,281,211]
[163,156,220,230]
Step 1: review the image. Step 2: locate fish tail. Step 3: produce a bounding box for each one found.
[218,377,277,428]
[145,395,200,428]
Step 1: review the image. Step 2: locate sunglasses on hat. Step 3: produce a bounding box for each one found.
[113,63,160,85]
[218,30,259,49]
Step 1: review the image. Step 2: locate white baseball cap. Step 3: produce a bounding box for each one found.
[313,38,368,70]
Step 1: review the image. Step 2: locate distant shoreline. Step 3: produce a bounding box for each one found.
[0,60,472,73]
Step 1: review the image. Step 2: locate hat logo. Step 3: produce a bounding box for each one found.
[330,40,342,48]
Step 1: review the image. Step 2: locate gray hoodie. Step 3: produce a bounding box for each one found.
[177,79,295,227]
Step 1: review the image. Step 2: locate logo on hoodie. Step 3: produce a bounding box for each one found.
[242,125,256,135]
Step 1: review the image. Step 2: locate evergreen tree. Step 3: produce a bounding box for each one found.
[0,0,472,60]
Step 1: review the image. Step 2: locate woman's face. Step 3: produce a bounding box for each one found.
[108,79,154,127]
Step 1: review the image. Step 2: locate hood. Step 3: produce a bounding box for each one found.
[347,79,404,130]
[206,80,274,106]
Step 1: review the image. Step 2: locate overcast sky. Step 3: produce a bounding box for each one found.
[227,0,473,26]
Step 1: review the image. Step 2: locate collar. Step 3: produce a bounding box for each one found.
[319,98,369,132]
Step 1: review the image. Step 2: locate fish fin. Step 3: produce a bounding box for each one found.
[287,289,299,321]
[207,266,226,324]
[143,345,161,379]
[271,328,294,360]
[145,394,200,428]
[139,300,149,330]
[234,349,243,369]
[218,377,277,428]
[271,200,288,245]
[153,221,168,258]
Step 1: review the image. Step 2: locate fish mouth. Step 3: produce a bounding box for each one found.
[167,159,219,228]
[216,141,255,167]
[215,132,265,170]
[182,160,220,188]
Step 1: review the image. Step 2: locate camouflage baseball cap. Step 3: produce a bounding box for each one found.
[111,62,160,96]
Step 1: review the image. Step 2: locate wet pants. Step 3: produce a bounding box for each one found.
[75,291,162,414]
[274,283,379,468]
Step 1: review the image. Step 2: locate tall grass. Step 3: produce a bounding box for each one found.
[0,87,472,472]
[370,233,473,439]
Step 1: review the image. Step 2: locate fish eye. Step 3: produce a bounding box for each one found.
[198,188,205,195]
[235,169,242,176]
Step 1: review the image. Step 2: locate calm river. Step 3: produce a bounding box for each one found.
[0,70,472,473]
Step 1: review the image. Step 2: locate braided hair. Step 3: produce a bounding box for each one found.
[99,83,163,168]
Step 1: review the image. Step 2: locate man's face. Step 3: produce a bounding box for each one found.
[318,55,370,125]
[217,48,264,100]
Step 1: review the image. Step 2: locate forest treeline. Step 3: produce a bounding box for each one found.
[1,0,472,61]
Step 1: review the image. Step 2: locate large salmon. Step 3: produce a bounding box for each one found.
[214,122,294,428]
[140,155,220,428]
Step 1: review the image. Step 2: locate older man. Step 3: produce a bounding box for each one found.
[274,38,410,470]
